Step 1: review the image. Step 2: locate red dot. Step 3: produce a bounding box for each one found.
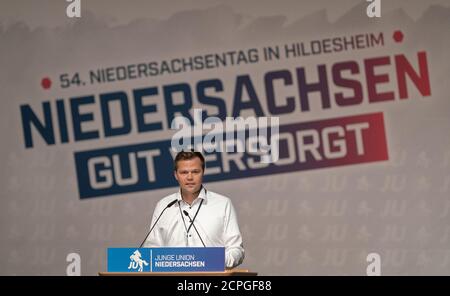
[41,77,52,89]
[393,30,404,43]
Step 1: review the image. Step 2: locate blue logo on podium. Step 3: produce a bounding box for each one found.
[107,247,225,272]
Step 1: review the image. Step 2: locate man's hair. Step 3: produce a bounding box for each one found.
[174,151,205,171]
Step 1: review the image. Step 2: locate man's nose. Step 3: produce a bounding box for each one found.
[187,172,194,179]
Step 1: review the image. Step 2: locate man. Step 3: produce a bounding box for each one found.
[144,151,245,269]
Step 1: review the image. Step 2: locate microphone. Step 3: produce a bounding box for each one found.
[183,210,206,247]
[138,199,177,248]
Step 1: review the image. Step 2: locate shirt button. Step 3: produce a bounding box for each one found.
[189,235,192,237]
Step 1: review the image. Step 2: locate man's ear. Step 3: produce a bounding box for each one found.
[173,170,178,181]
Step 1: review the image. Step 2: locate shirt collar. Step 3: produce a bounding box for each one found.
[176,186,207,204]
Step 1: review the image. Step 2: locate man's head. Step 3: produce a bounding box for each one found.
[173,151,205,196]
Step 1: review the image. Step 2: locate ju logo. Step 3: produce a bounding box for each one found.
[128,250,149,272]
[107,248,151,272]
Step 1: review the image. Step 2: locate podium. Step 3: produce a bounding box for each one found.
[99,269,257,276]
[105,247,255,275]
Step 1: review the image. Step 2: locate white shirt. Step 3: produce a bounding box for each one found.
[143,187,245,268]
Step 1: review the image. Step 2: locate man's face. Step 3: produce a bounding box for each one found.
[174,157,204,196]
